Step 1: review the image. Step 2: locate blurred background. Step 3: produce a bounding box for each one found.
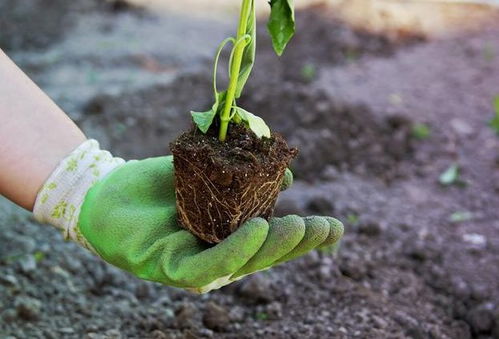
[1,0,499,338]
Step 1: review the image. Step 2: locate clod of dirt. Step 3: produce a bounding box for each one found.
[202,302,230,332]
[465,302,496,335]
[14,296,42,321]
[149,330,170,339]
[174,302,200,330]
[237,274,275,304]
[170,124,297,244]
[265,302,283,320]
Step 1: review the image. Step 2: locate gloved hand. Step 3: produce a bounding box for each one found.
[34,140,344,293]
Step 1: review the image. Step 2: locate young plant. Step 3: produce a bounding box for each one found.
[171,0,298,243]
[489,95,499,135]
[439,163,460,186]
[191,0,296,141]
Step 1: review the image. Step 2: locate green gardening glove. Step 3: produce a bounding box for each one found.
[34,140,344,293]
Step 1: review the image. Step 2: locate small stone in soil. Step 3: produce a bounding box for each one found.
[357,220,383,237]
[149,330,169,339]
[228,306,245,323]
[266,302,283,320]
[0,274,18,286]
[19,254,37,273]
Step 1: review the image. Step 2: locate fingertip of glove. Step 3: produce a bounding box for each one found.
[321,217,345,247]
[236,218,269,243]
[302,216,330,243]
[270,215,305,228]
[270,214,305,225]
[280,168,294,191]
[269,215,306,243]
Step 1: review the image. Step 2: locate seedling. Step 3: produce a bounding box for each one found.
[191,0,296,142]
[411,123,431,140]
[449,211,473,223]
[346,213,359,225]
[255,312,269,321]
[483,43,495,62]
[489,95,499,135]
[439,163,460,186]
[170,0,298,243]
[301,63,317,82]
[33,251,45,263]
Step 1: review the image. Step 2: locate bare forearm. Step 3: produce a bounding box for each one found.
[0,49,86,211]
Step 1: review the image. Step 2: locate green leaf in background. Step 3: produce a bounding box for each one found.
[255,312,269,321]
[301,63,317,82]
[346,213,359,225]
[439,163,460,186]
[489,95,499,135]
[235,0,256,98]
[449,211,473,223]
[191,91,226,133]
[235,107,271,138]
[412,123,431,140]
[267,0,295,56]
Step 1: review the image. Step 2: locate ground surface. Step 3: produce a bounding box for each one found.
[1,2,499,338]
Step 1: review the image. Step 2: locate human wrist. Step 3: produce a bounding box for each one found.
[33,139,125,248]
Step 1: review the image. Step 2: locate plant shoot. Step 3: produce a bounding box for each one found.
[191,0,296,141]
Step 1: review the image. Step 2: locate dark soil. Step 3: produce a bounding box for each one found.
[170,125,297,243]
[1,2,499,339]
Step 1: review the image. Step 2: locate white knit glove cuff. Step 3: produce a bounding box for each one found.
[33,139,125,249]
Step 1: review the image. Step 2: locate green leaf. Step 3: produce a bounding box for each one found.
[34,251,45,263]
[191,109,217,134]
[449,211,473,223]
[235,0,256,98]
[439,163,460,186]
[489,95,499,135]
[191,91,226,133]
[267,0,295,56]
[301,63,317,82]
[346,214,359,225]
[234,107,271,138]
[255,312,269,321]
[412,123,431,140]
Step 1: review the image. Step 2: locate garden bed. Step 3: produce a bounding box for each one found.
[1,2,499,338]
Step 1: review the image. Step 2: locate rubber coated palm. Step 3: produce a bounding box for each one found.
[78,156,343,292]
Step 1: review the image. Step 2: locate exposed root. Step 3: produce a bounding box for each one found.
[170,125,296,243]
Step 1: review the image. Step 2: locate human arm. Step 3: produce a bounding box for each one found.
[0,48,86,210]
[0,48,344,293]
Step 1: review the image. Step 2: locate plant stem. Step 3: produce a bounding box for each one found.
[218,0,252,142]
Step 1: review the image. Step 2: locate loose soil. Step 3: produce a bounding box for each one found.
[170,125,296,243]
[1,2,499,339]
